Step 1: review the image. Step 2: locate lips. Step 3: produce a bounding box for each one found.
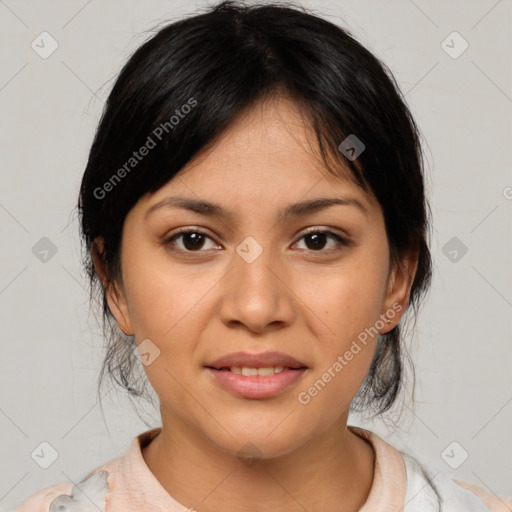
[205,351,308,399]
[206,351,307,371]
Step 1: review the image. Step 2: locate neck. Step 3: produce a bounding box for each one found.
[141,410,375,512]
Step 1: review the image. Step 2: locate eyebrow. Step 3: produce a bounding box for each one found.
[145,195,369,222]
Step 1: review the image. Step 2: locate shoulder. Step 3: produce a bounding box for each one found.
[453,479,512,512]
[14,459,120,512]
[14,427,162,512]
[14,481,74,512]
[402,452,512,512]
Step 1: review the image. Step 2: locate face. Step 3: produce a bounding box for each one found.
[97,97,415,459]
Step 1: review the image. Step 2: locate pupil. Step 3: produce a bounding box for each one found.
[306,233,326,250]
[184,232,204,250]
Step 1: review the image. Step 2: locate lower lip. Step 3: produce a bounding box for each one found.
[206,367,307,399]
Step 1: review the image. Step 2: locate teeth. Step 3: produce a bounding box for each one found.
[230,366,285,376]
[257,366,275,376]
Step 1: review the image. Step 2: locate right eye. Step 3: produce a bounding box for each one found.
[163,228,222,253]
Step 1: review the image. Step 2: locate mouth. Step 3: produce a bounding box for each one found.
[208,365,305,376]
[206,350,308,372]
[204,352,308,399]
[205,366,307,399]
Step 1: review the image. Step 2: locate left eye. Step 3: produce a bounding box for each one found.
[293,230,347,252]
[164,229,220,252]
[164,229,348,253]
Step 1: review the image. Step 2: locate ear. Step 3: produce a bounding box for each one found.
[380,249,419,334]
[91,238,134,336]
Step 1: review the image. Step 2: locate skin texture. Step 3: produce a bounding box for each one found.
[93,96,418,512]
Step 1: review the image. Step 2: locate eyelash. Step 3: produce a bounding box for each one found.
[163,227,350,255]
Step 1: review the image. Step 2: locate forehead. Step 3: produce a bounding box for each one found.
[190,98,341,175]
[138,96,378,220]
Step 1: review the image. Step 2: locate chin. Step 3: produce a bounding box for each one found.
[205,417,312,461]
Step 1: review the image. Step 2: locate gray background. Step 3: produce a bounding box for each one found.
[0,0,511,510]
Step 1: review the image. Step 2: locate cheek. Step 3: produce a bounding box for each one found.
[297,255,389,345]
[120,250,213,412]
[121,242,217,341]
[293,275,383,425]
[120,247,231,402]
[289,251,389,412]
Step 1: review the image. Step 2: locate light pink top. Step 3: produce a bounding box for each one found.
[15,425,512,511]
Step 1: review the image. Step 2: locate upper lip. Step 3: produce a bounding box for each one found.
[206,351,307,370]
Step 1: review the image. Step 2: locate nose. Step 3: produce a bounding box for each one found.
[217,239,296,334]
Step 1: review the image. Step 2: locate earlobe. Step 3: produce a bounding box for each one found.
[91,238,134,336]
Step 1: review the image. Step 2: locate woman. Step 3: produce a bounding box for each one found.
[16,1,512,511]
